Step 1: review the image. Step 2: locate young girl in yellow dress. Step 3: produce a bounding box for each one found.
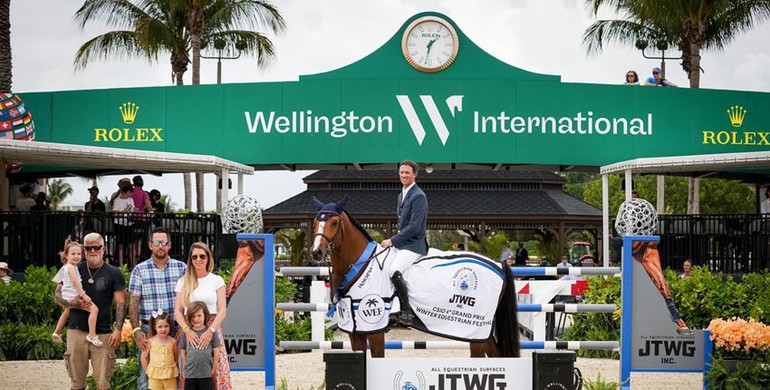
[140,310,179,390]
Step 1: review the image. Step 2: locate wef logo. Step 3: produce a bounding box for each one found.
[396,95,463,145]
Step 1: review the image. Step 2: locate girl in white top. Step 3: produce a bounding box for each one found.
[52,240,103,347]
[174,242,231,389]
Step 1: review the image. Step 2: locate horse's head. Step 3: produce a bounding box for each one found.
[310,195,349,262]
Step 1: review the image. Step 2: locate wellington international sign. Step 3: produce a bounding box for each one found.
[19,12,770,169]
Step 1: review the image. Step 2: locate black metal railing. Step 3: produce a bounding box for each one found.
[657,214,770,273]
[1,211,223,271]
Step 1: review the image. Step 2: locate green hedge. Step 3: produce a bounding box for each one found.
[564,266,770,358]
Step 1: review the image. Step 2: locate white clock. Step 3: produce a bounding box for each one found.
[401,16,459,73]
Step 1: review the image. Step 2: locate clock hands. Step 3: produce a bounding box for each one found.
[425,37,439,64]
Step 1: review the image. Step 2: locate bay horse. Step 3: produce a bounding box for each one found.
[310,196,520,358]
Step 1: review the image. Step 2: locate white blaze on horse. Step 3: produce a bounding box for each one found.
[310,196,520,358]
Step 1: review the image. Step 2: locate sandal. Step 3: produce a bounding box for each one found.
[52,333,63,344]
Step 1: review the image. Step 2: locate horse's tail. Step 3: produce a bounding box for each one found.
[494,261,520,357]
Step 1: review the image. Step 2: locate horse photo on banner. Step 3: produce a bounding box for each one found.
[221,234,275,388]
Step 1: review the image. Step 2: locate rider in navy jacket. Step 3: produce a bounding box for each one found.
[381,160,428,326]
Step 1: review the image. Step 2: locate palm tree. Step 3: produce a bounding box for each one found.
[172,0,285,212]
[275,228,306,266]
[584,0,770,88]
[74,0,194,210]
[0,0,11,93]
[47,179,74,210]
[583,0,770,213]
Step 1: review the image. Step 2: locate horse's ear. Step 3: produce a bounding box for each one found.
[312,196,325,210]
[336,194,349,211]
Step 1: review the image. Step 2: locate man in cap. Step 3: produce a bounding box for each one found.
[644,67,677,87]
[0,262,12,283]
[85,186,106,213]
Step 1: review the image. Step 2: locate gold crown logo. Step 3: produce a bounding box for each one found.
[727,105,746,128]
[119,102,139,124]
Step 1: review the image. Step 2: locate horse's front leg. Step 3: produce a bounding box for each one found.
[350,333,367,353]
[367,332,385,358]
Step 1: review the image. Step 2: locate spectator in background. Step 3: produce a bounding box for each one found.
[680,258,694,279]
[557,255,572,269]
[85,186,106,213]
[30,192,50,211]
[624,70,639,85]
[149,189,165,213]
[15,184,36,211]
[0,262,12,283]
[515,242,529,266]
[761,187,770,214]
[112,180,135,267]
[644,67,677,87]
[109,178,132,208]
[132,176,153,263]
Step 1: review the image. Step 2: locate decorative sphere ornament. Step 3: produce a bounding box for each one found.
[222,195,263,234]
[0,93,34,140]
[1,93,35,173]
[615,198,658,236]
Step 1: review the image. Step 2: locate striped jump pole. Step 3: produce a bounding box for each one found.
[279,267,331,277]
[279,266,620,277]
[509,267,620,276]
[276,302,617,314]
[280,340,619,351]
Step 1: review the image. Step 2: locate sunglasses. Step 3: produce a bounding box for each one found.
[151,240,169,247]
[626,74,634,77]
[84,245,103,252]
[653,72,660,75]
[191,254,208,260]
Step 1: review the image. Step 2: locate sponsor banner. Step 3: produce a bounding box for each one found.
[367,357,532,390]
[221,234,275,378]
[621,236,706,379]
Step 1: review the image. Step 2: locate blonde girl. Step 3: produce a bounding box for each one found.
[52,240,102,346]
[140,310,178,390]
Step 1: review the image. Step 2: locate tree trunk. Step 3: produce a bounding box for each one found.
[0,0,12,93]
[685,22,703,214]
[188,8,204,212]
[195,172,204,213]
[183,173,192,211]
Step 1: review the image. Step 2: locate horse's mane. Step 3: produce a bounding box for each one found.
[343,210,374,242]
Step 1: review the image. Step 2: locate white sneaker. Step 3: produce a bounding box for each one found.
[52,333,63,344]
[85,335,103,347]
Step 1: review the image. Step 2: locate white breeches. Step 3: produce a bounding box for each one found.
[389,249,421,277]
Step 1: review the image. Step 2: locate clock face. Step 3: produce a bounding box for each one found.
[401,16,459,73]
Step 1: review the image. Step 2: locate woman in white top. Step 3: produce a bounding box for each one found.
[111,181,134,267]
[174,242,231,389]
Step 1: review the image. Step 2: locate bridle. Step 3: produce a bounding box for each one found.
[314,211,345,263]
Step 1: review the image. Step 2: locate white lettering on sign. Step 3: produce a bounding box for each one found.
[244,110,393,138]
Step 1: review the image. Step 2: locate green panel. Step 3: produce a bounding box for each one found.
[16,12,770,169]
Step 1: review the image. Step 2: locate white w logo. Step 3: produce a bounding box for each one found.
[396,95,463,145]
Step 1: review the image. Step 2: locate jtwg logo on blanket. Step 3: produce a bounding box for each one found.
[450,267,479,308]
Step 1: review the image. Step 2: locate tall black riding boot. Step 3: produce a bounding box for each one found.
[391,271,414,327]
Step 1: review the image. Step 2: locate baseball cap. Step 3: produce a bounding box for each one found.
[652,67,661,74]
[88,186,99,193]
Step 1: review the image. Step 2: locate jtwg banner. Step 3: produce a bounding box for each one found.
[367,357,531,390]
[221,234,275,388]
[620,236,711,389]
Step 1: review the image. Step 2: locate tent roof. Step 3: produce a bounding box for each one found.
[600,151,770,180]
[0,139,254,175]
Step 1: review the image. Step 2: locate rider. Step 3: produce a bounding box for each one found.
[380,160,428,327]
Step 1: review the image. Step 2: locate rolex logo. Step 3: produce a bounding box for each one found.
[727,105,746,128]
[119,102,139,124]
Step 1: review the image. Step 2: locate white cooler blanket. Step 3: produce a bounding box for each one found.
[331,246,505,341]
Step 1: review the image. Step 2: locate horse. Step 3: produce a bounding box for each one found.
[310,195,520,358]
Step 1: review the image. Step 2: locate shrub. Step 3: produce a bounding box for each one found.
[0,323,66,360]
[86,356,140,390]
[562,276,621,359]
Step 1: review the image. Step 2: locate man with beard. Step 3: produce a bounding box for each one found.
[129,227,186,390]
[56,232,126,390]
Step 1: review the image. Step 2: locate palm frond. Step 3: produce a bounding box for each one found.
[206,0,286,34]
[73,31,153,70]
[203,30,275,66]
[73,0,149,31]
